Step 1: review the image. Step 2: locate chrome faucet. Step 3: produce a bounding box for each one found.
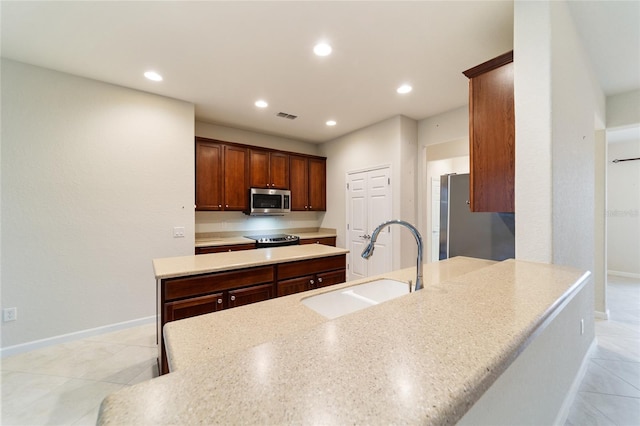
[361,219,424,291]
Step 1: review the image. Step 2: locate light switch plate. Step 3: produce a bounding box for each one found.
[173,227,185,238]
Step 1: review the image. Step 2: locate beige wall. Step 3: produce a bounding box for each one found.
[1,59,195,349]
[318,115,418,270]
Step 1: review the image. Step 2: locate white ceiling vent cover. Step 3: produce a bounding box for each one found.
[276,112,298,120]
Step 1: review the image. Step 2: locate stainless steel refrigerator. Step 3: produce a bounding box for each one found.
[439,173,515,261]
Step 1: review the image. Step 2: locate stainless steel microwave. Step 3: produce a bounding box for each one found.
[246,188,291,216]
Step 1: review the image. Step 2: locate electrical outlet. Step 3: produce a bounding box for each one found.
[173,227,185,238]
[3,307,17,322]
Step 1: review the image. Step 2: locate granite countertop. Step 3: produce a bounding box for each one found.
[153,244,349,279]
[194,228,337,247]
[99,257,589,425]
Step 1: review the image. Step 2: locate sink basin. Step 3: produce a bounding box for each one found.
[301,279,410,319]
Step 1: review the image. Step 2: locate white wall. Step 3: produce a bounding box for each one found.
[194,121,323,234]
[1,59,195,349]
[607,89,640,129]
[319,115,418,269]
[514,1,606,313]
[607,139,640,276]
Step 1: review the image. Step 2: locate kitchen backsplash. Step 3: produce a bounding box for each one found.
[195,211,324,234]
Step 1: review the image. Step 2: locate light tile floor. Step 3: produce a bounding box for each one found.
[566,275,640,426]
[1,276,638,425]
[1,323,158,425]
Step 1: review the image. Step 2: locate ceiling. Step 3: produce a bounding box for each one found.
[2,1,638,144]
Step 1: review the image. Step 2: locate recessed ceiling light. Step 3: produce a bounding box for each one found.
[255,100,268,108]
[397,84,412,94]
[314,43,332,57]
[144,71,163,82]
[326,120,337,126]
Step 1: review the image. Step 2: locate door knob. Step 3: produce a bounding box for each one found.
[359,234,371,240]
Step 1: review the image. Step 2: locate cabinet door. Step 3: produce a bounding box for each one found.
[308,158,326,211]
[317,269,346,288]
[228,283,273,308]
[289,155,309,210]
[249,149,270,188]
[195,141,223,211]
[277,276,312,297]
[223,145,249,210]
[164,293,225,322]
[269,152,289,189]
[464,52,514,213]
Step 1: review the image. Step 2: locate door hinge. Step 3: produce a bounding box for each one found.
[347,183,350,190]
[388,177,390,185]
[347,223,350,230]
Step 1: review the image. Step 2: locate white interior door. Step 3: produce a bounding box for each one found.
[347,167,392,281]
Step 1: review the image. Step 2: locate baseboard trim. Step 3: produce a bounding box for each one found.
[595,310,610,320]
[0,316,156,358]
[608,270,640,279]
[553,338,597,426]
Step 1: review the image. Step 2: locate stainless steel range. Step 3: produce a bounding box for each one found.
[245,233,300,248]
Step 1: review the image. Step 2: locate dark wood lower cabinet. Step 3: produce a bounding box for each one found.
[299,237,336,246]
[164,293,224,322]
[228,284,273,308]
[158,254,346,375]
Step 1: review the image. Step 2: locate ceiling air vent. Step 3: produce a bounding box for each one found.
[276,112,298,120]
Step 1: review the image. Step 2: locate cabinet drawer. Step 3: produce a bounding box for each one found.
[195,244,255,255]
[164,266,274,301]
[277,255,345,280]
[299,237,336,246]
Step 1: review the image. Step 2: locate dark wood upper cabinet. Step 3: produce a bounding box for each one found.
[195,140,223,210]
[463,51,515,213]
[223,145,249,210]
[289,155,326,211]
[308,157,327,211]
[195,138,248,211]
[289,155,309,211]
[249,149,289,189]
[196,137,325,212]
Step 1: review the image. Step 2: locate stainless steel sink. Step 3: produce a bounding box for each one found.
[301,279,410,319]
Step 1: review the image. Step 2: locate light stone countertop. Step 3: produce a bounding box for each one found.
[99,257,590,425]
[153,244,349,279]
[194,228,337,247]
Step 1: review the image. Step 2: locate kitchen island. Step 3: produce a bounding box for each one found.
[99,257,593,425]
[154,244,349,374]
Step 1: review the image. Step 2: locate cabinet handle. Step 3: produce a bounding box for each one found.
[217,299,223,304]
[218,204,222,208]
[230,295,236,301]
[310,279,315,285]
[318,277,323,283]
[226,204,229,208]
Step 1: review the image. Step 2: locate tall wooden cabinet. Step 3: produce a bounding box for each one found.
[463,51,515,213]
[195,138,249,211]
[290,155,326,211]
